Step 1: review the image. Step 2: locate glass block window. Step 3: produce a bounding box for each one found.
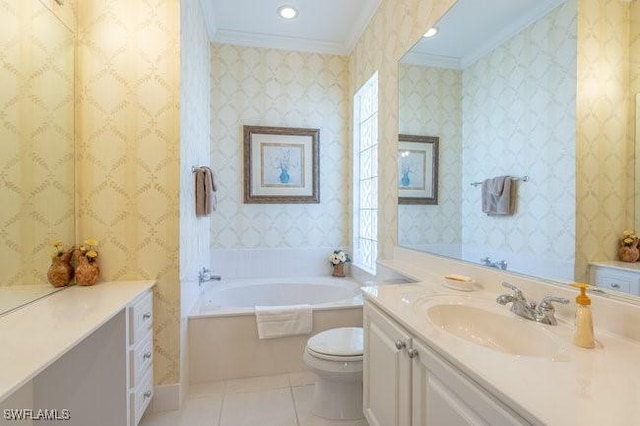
[352,72,378,274]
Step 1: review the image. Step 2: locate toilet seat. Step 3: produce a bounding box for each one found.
[306,327,363,362]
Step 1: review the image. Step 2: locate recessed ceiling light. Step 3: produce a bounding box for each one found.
[423,27,438,38]
[278,6,298,19]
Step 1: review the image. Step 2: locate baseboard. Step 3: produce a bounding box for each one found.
[150,383,180,412]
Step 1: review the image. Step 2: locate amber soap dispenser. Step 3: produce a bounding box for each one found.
[571,283,595,349]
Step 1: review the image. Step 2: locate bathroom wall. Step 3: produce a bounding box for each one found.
[209,45,350,255]
[0,0,75,287]
[575,0,631,281]
[461,1,577,281]
[76,0,181,386]
[179,0,211,404]
[397,65,462,251]
[349,0,456,261]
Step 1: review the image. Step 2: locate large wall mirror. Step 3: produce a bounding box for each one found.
[398,0,638,298]
[0,0,75,314]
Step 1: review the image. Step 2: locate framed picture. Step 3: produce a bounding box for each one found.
[244,125,320,204]
[398,134,439,205]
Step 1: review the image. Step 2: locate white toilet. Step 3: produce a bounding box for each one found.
[302,327,364,420]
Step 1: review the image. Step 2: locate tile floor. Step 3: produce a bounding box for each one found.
[140,372,369,426]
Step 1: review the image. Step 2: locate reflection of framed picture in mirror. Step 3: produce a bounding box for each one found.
[398,134,438,205]
[244,125,320,203]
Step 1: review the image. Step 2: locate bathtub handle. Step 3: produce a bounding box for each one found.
[395,340,407,350]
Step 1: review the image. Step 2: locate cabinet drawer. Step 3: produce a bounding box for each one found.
[131,368,154,426]
[129,330,153,389]
[129,291,153,345]
[597,276,631,294]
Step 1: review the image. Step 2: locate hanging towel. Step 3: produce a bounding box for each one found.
[481,176,515,215]
[195,167,217,216]
[255,304,313,339]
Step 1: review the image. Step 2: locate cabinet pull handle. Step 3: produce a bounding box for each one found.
[407,348,419,358]
[610,283,620,289]
[143,351,152,359]
[144,390,152,398]
[395,340,406,350]
[143,312,152,320]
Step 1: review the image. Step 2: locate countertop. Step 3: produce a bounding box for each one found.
[363,280,640,426]
[0,280,155,403]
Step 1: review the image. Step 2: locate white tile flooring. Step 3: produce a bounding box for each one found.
[140,372,369,426]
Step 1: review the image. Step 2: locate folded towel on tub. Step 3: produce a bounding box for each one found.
[255,304,312,339]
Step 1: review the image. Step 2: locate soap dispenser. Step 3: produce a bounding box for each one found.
[571,283,595,349]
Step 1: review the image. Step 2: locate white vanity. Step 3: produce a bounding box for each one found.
[589,261,640,296]
[0,281,154,426]
[364,252,640,426]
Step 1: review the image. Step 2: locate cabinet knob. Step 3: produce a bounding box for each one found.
[143,351,152,359]
[395,340,406,350]
[610,283,620,289]
[144,390,152,398]
[407,348,419,358]
[143,312,152,320]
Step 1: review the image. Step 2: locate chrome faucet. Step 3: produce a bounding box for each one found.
[496,282,569,325]
[480,257,508,270]
[198,267,221,286]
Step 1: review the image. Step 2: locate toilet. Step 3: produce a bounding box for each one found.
[302,327,364,420]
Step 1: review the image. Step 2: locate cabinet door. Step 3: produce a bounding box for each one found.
[363,303,412,426]
[411,339,528,426]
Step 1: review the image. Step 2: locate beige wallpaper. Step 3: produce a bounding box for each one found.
[76,0,181,385]
[210,44,350,250]
[462,1,577,280]
[575,0,631,281]
[397,64,462,249]
[0,0,75,287]
[349,0,456,260]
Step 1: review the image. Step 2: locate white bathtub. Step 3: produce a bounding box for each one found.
[188,276,363,382]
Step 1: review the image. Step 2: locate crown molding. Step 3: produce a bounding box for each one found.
[460,0,566,68]
[212,29,347,56]
[344,0,382,54]
[199,0,218,41]
[401,51,461,70]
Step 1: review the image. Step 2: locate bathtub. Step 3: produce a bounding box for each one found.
[188,277,363,383]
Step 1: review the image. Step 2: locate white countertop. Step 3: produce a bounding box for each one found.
[590,260,640,272]
[363,281,640,426]
[0,280,155,403]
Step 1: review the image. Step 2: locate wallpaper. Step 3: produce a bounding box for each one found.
[76,0,181,385]
[397,64,462,250]
[575,0,632,281]
[209,44,350,250]
[349,0,456,260]
[461,1,577,281]
[0,0,75,287]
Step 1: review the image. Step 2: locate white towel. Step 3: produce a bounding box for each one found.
[255,304,312,339]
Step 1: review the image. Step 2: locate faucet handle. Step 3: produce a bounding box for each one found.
[501,282,524,299]
[538,295,570,310]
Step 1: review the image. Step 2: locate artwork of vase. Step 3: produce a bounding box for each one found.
[279,168,290,184]
[47,250,74,287]
[75,256,100,286]
[400,172,411,187]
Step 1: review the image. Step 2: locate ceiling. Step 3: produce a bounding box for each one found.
[402,0,566,69]
[199,0,381,55]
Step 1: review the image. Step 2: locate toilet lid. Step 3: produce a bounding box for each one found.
[307,327,363,357]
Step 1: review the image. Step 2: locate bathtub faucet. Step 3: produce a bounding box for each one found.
[480,257,508,270]
[198,267,221,286]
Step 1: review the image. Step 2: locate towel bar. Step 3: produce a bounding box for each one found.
[470,175,529,187]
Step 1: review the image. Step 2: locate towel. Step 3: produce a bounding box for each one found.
[255,304,312,339]
[195,167,217,216]
[481,176,515,215]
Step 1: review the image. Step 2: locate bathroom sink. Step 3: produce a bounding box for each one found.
[415,296,561,357]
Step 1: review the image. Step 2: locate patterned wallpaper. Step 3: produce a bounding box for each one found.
[575,0,632,281]
[349,0,456,260]
[397,64,462,249]
[209,44,350,250]
[76,0,181,385]
[462,1,577,281]
[0,0,75,286]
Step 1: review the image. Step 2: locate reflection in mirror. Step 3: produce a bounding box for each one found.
[398,0,577,282]
[0,0,75,314]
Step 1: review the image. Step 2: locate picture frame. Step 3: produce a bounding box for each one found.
[398,134,439,205]
[243,125,320,204]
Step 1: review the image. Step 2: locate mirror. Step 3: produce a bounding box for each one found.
[398,0,579,283]
[0,0,75,314]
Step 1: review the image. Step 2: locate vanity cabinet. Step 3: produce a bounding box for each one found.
[363,302,528,426]
[590,262,640,296]
[128,290,154,425]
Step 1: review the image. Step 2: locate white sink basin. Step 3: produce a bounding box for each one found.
[415,296,562,357]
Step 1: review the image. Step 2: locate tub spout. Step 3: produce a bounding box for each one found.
[198,267,221,286]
